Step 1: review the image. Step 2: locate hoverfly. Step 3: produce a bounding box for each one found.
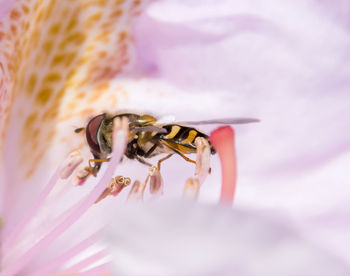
[75,113,259,178]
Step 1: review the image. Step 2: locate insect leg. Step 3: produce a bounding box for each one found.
[157,154,173,170]
[89,158,110,166]
[175,151,196,165]
[135,156,153,167]
[163,144,196,165]
[144,143,159,158]
[88,158,110,176]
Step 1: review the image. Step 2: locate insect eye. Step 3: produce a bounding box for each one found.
[86,114,105,155]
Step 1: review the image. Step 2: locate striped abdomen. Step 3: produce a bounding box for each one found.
[160,124,216,154]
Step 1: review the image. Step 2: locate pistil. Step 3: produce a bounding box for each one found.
[210,126,237,205]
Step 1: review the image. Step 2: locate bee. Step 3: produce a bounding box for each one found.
[75,113,259,178]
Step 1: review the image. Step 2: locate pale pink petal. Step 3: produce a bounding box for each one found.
[103,201,350,276]
[130,0,350,218]
[0,0,151,236]
[1,0,349,274]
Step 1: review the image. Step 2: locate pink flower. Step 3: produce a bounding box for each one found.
[104,0,350,274]
[1,0,349,275]
[0,0,153,274]
[104,201,350,276]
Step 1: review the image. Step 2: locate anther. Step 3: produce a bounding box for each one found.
[194,137,211,185]
[149,166,163,197]
[110,176,131,196]
[60,151,83,179]
[72,166,90,186]
[183,178,200,200]
[95,175,131,203]
[127,180,146,202]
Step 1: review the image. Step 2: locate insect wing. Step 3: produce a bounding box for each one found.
[156,115,176,125]
[176,118,260,125]
[130,126,168,134]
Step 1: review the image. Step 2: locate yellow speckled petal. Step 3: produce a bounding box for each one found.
[0,0,150,179]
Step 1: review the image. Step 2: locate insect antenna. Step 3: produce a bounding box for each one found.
[74,127,85,133]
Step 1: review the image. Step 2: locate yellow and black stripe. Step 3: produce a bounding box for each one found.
[160,124,215,154]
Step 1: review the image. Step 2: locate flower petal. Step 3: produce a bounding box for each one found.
[0,0,151,225]
[103,201,350,276]
[130,0,350,221]
[1,0,150,173]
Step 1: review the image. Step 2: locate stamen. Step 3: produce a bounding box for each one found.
[26,230,102,276]
[3,150,82,252]
[73,166,90,186]
[183,178,200,200]
[1,117,129,276]
[78,262,110,276]
[60,151,83,179]
[111,176,131,196]
[194,137,211,185]
[149,166,163,197]
[95,176,131,203]
[210,126,237,205]
[63,248,109,274]
[94,187,112,204]
[127,180,146,202]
